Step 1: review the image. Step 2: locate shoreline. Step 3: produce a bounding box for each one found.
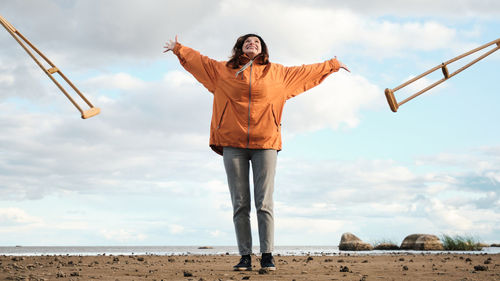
[1,245,500,257]
[1,253,499,280]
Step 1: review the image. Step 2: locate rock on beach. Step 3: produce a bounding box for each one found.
[339,232,374,251]
[400,234,444,250]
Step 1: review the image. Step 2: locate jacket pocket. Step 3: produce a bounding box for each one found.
[217,101,229,129]
[271,104,280,131]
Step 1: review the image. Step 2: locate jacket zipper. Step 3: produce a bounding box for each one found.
[235,54,262,148]
[246,63,253,148]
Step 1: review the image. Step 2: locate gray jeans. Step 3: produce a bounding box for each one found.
[223,147,277,255]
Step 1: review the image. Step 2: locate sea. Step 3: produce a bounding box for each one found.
[1,246,500,256]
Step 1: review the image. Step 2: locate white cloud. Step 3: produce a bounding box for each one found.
[0,74,14,85]
[355,159,416,184]
[163,70,198,87]
[298,0,500,18]
[277,217,344,235]
[426,198,500,234]
[0,208,42,227]
[276,201,337,217]
[183,1,470,61]
[371,21,455,51]
[101,229,147,242]
[284,72,382,134]
[209,230,224,238]
[85,73,146,91]
[1,0,481,69]
[0,0,499,245]
[274,149,500,241]
[169,224,185,235]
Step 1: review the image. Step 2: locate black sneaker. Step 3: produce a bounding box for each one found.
[233,255,252,271]
[260,253,276,271]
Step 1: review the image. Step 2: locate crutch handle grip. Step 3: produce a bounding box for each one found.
[81,107,101,119]
[385,88,399,112]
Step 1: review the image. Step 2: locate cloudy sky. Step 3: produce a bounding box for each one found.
[1,0,499,247]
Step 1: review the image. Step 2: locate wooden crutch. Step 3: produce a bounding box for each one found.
[0,15,100,119]
[385,37,500,112]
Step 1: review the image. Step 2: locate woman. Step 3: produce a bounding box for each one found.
[163,34,349,271]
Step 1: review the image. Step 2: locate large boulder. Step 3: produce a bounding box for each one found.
[339,232,373,251]
[400,234,444,250]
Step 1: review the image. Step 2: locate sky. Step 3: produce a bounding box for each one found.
[0,0,499,247]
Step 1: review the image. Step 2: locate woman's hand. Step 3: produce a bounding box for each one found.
[339,61,350,72]
[335,56,350,72]
[163,35,178,53]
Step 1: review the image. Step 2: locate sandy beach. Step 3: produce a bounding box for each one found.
[1,253,499,281]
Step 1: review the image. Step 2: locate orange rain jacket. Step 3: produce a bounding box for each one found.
[173,43,341,155]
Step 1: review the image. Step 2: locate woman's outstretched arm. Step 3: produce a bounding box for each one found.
[163,35,221,94]
[281,57,349,99]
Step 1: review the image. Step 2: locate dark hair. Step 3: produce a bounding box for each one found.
[226,34,269,69]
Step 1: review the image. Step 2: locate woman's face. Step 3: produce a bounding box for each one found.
[242,36,261,59]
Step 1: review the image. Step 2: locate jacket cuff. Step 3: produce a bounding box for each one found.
[173,42,182,55]
[330,58,340,72]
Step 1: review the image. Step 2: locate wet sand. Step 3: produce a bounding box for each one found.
[1,253,499,280]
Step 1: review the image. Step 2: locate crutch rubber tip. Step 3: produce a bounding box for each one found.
[81,107,100,119]
[385,88,399,112]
